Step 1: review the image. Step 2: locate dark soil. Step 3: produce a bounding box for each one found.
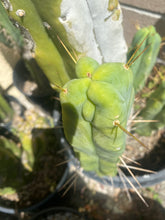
[17,152,66,208]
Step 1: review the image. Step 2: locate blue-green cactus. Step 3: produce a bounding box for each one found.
[60,57,134,176]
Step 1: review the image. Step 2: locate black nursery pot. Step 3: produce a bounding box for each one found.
[31,207,87,220]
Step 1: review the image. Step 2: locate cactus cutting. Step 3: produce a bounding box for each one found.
[60,26,161,177]
[60,57,134,176]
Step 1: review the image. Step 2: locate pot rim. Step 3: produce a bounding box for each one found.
[0,165,69,214]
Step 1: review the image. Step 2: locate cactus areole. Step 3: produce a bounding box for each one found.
[60,57,134,176]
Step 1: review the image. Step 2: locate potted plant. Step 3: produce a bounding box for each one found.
[0,0,164,211]
[0,91,69,213]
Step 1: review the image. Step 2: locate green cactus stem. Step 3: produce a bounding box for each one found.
[0,108,54,196]
[0,92,14,123]
[127,26,161,93]
[31,0,77,80]
[11,108,54,170]
[0,1,23,49]
[1,0,128,90]
[0,135,27,191]
[7,0,70,87]
[152,105,165,130]
[136,81,165,136]
[60,57,134,176]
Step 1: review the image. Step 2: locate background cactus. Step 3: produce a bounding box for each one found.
[6,0,70,86]
[0,132,28,194]
[0,90,14,123]
[0,1,23,49]
[0,101,54,192]
[0,103,69,207]
[127,26,161,93]
[127,26,164,136]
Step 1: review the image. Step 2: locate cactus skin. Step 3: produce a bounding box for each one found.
[127,26,161,93]
[31,0,77,80]
[136,81,165,136]
[0,93,14,123]
[60,57,134,176]
[8,0,70,87]
[0,1,23,49]
[0,135,27,191]
[1,0,127,89]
